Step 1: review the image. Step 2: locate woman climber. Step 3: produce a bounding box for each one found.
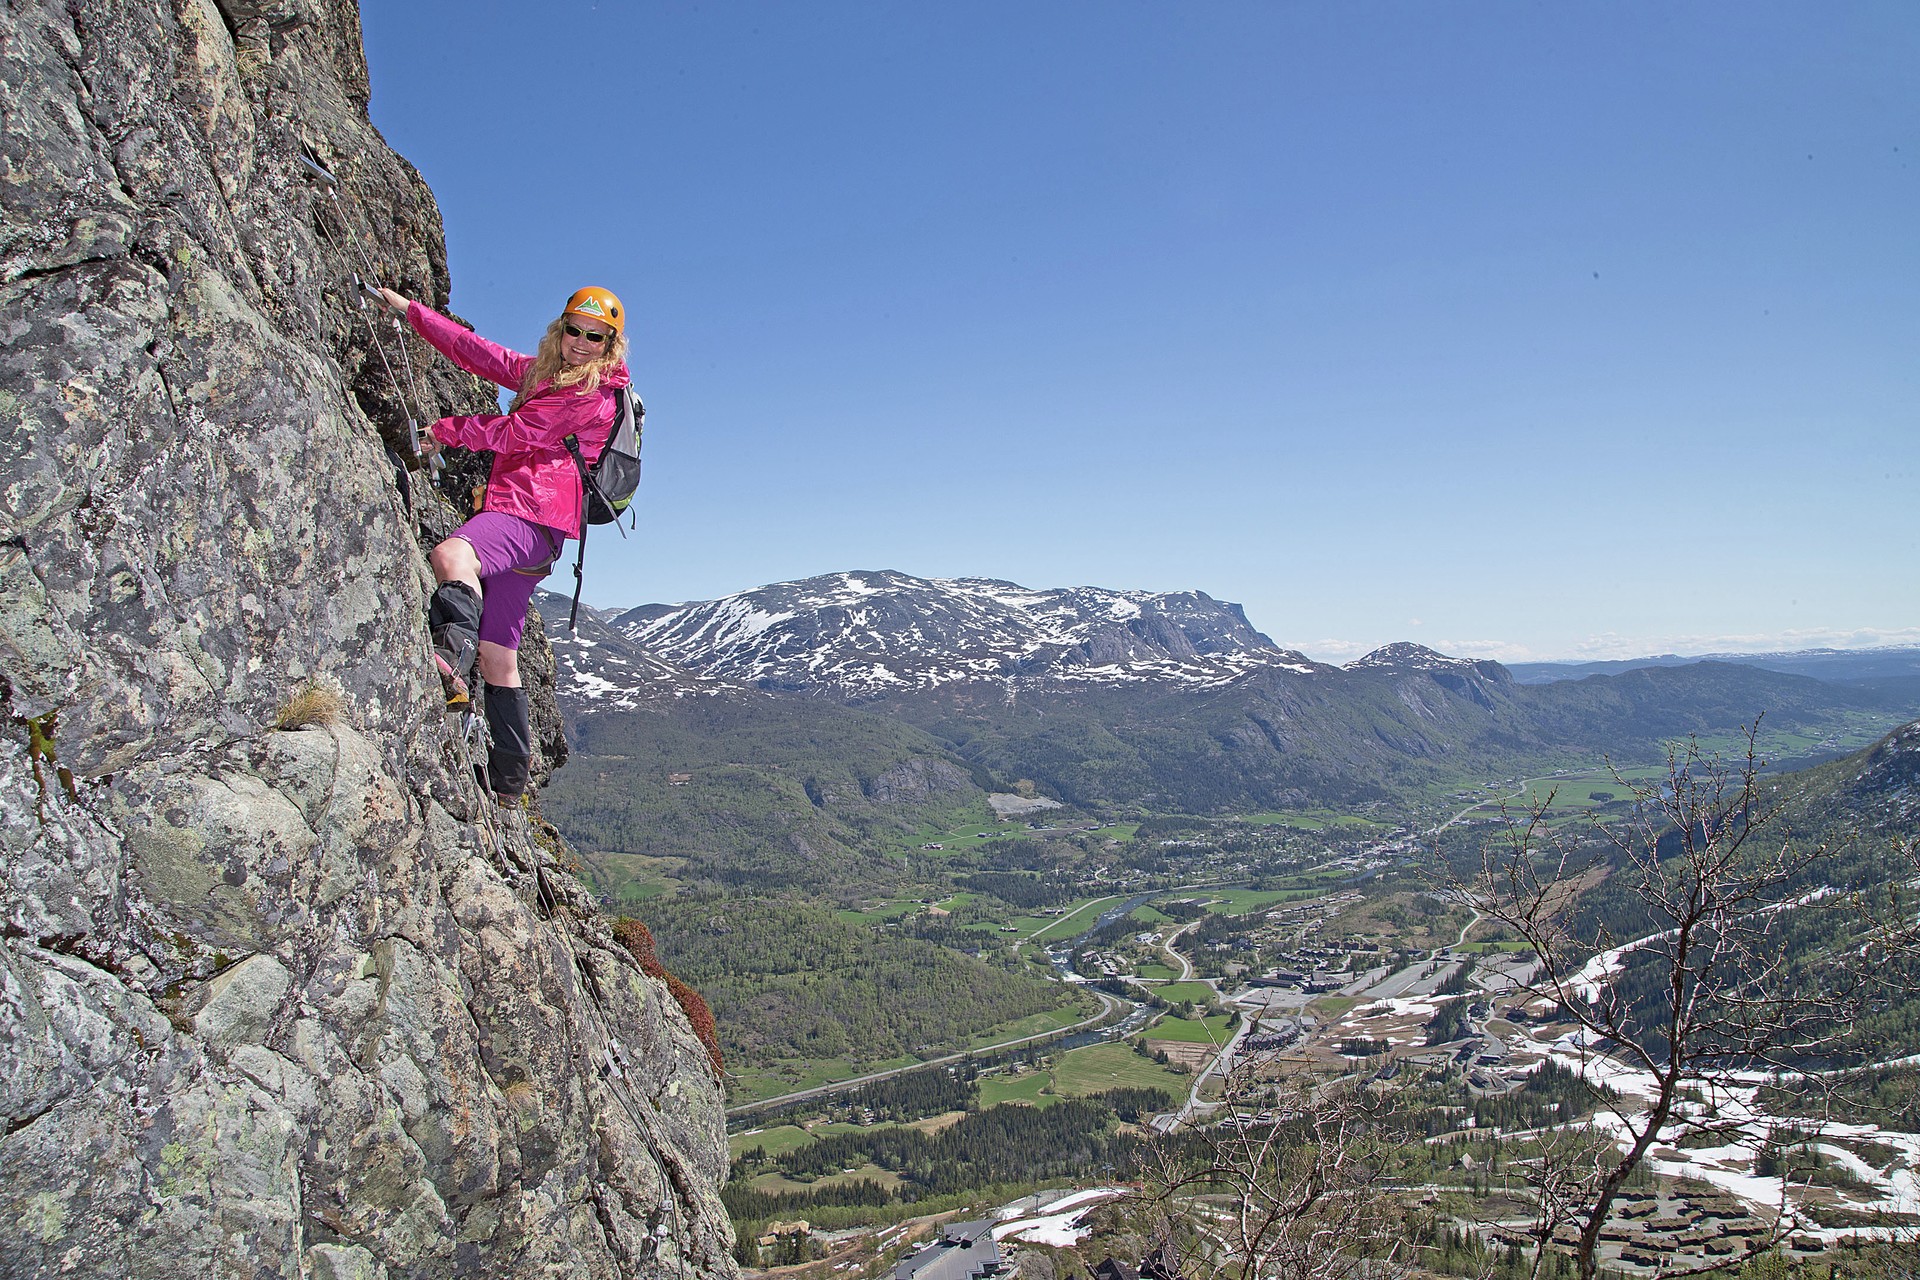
[375,284,631,802]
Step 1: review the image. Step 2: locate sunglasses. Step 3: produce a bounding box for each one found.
[564,323,609,345]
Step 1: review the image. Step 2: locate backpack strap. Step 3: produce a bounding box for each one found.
[560,390,635,633]
[562,433,593,633]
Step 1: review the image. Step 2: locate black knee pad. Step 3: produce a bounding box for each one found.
[484,685,532,796]
[429,581,483,679]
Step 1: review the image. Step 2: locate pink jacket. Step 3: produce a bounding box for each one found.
[407,302,630,537]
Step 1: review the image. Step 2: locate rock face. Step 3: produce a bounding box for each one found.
[0,2,733,1277]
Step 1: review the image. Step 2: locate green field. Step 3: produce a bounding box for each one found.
[1146,1014,1233,1045]
[578,851,685,905]
[1499,767,1667,814]
[1151,981,1215,1004]
[1691,718,1898,767]
[1418,717,1900,828]
[977,1069,1057,1108]
[730,1122,863,1160]
[1135,963,1180,980]
[725,991,1098,1106]
[730,1040,1191,1161]
[979,1040,1190,1108]
[896,811,1002,855]
[1052,1040,1192,1097]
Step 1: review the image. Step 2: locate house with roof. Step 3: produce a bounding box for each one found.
[893,1220,1003,1280]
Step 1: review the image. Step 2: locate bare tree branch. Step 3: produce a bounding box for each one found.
[1453,725,1870,1280]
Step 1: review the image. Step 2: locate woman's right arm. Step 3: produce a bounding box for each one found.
[376,290,530,390]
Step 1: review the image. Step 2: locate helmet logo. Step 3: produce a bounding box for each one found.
[575,298,606,317]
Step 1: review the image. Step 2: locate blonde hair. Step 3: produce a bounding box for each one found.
[508,315,630,413]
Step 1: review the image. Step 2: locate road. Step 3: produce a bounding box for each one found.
[1454,907,1483,949]
[1159,918,1199,980]
[1428,775,1534,837]
[1156,1012,1254,1132]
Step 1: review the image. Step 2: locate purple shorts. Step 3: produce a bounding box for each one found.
[449,511,566,650]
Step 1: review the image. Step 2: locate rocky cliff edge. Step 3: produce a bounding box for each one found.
[0,2,734,1276]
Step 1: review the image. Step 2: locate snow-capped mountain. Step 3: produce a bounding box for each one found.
[531,575,1917,829]
[573,570,1329,701]
[534,594,743,711]
[1345,642,1509,677]
[1344,641,1515,711]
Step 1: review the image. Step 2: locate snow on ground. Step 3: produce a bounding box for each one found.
[1508,1027,1920,1243]
[989,793,1065,817]
[992,1187,1132,1246]
[1354,996,1441,1020]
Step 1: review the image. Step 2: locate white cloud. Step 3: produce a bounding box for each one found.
[1302,638,1376,663]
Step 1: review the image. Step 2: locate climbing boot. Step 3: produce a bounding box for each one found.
[484,684,533,802]
[428,581,482,706]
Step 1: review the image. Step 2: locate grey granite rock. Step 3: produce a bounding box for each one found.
[0,2,733,1277]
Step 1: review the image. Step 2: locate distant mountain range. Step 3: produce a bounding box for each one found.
[1507,647,1920,688]
[533,573,1920,881]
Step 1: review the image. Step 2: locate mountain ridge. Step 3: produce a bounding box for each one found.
[602,569,1327,697]
[1509,646,1920,686]
[538,575,1920,864]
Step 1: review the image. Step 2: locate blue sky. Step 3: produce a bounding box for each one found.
[360,2,1916,662]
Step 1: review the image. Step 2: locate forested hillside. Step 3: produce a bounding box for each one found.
[630,897,1071,1064]
[544,695,991,893]
[1469,720,1920,1073]
[892,659,1902,812]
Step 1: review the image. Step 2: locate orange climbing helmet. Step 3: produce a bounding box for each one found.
[563,285,624,334]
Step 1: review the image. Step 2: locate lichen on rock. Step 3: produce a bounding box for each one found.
[0,2,733,1276]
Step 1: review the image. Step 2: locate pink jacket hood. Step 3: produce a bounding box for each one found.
[408,302,631,538]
